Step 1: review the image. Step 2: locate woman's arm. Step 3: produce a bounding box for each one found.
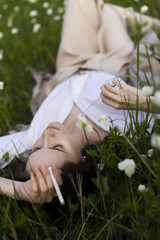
[0,165,62,203]
[100,80,160,113]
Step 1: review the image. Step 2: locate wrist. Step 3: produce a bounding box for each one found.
[138,95,160,113]
[149,96,160,113]
[135,93,147,111]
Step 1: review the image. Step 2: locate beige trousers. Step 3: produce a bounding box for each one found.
[46,0,160,94]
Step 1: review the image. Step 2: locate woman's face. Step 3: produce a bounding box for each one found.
[26,122,82,173]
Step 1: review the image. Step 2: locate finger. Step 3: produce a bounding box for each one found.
[101,85,123,103]
[100,93,123,110]
[39,165,56,202]
[50,166,64,204]
[111,81,135,104]
[31,172,38,192]
[52,166,63,189]
[112,80,126,89]
[39,165,63,203]
[30,172,39,202]
[34,167,48,203]
[101,84,121,97]
[39,165,54,189]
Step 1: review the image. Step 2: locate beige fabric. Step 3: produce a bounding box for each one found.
[105,4,160,36]
[28,66,53,114]
[29,0,160,114]
[46,0,160,94]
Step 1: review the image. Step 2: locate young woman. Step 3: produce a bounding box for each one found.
[0,0,159,203]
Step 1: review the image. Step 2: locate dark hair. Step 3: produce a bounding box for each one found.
[3,157,30,181]
[2,147,96,182]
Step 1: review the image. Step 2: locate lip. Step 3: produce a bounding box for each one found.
[46,126,60,130]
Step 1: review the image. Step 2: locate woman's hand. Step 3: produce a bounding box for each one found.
[16,165,62,203]
[100,80,147,111]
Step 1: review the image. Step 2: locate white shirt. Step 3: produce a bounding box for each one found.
[0,71,156,168]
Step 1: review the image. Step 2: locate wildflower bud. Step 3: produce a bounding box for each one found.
[138,184,148,192]
[140,5,149,13]
[147,149,154,158]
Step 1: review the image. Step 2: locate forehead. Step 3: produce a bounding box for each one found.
[26,149,71,172]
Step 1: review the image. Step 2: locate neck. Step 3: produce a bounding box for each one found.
[64,104,108,150]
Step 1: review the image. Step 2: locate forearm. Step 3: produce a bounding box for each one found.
[0,177,21,199]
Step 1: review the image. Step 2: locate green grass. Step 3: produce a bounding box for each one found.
[0,0,63,134]
[0,0,160,239]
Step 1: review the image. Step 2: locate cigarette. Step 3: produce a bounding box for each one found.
[48,167,65,205]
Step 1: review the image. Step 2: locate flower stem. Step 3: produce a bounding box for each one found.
[116,126,157,179]
[82,127,90,147]
[129,178,138,222]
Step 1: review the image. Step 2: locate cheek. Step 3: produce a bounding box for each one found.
[26,157,37,173]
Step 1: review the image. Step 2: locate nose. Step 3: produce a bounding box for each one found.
[42,129,56,147]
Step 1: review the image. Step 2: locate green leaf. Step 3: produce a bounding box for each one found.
[2,152,9,162]
[83,194,98,208]
[92,176,109,195]
[14,213,27,227]
[101,154,117,168]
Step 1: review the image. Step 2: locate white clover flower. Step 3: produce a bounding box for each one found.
[43,2,49,8]
[138,184,148,192]
[154,91,160,106]
[147,148,154,158]
[151,133,160,149]
[0,32,3,39]
[33,23,41,33]
[140,5,149,13]
[0,50,3,60]
[98,114,109,125]
[28,0,37,3]
[7,18,13,27]
[46,8,53,15]
[11,28,19,34]
[53,15,61,21]
[30,10,38,17]
[0,81,4,90]
[122,7,134,19]
[118,159,136,178]
[7,21,13,27]
[142,86,154,96]
[3,4,8,9]
[14,6,20,12]
[76,113,93,133]
[31,18,37,24]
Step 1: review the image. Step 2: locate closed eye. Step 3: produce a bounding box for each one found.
[31,145,66,155]
[53,145,66,152]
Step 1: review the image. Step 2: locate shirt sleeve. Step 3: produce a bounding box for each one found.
[0,130,29,168]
